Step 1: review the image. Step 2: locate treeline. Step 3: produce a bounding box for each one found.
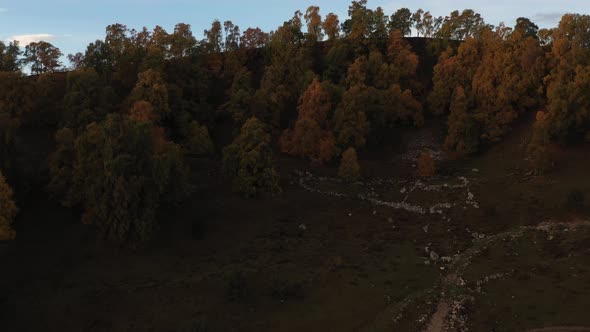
[0,1,589,244]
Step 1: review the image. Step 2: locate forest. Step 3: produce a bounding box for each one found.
[1,1,590,331]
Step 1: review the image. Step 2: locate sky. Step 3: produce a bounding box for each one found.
[0,0,588,62]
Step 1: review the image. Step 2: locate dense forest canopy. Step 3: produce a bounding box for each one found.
[1,1,589,244]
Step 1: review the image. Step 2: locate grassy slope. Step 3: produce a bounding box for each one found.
[1,115,589,332]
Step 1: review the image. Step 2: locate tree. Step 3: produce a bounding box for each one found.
[333,85,369,149]
[323,13,340,40]
[280,79,337,164]
[49,114,189,243]
[514,17,539,39]
[224,21,241,51]
[412,9,425,37]
[0,171,17,240]
[370,7,389,42]
[62,68,115,130]
[346,0,372,50]
[170,23,196,57]
[241,28,269,49]
[338,147,360,181]
[437,9,488,40]
[223,117,280,197]
[184,121,214,156]
[67,52,85,69]
[544,14,590,141]
[223,67,255,126]
[0,40,22,72]
[386,30,419,85]
[0,72,34,172]
[444,86,479,155]
[23,41,63,74]
[204,20,223,53]
[129,69,170,122]
[417,152,436,177]
[389,8,413,36]
[305,6,323,41]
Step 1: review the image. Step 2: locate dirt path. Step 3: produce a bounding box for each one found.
[421,220,590,332]
[423,300,449,332]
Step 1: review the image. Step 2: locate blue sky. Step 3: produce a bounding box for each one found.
[0,0,588,60]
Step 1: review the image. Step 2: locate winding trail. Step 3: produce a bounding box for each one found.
[422,220,590,332]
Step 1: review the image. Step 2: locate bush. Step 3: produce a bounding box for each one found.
[417,152,436,177]
[338,147,361,181]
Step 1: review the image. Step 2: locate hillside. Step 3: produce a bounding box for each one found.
[1,2,590,331]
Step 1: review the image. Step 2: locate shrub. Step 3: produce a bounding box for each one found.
[417,152,436,177]
[338,147,360,181]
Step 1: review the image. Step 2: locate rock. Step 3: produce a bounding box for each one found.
[430,251,440,261]
[372,210,377,215]
[298,224,307,231]
[387,217,393,223]
[423,225,429,233]
[348,213,352,217]
[441,256,453,263]
[472,168,479,172]
[424,260,431,265]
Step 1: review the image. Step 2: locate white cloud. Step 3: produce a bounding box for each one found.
[9,34,56,45]
[534,12,564,24]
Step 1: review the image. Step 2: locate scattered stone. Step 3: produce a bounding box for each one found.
[387,217,393,223]
[298,224,307,231]
[472,168,479,173]
[372,210,377,215]
[423,225,429,233]
[348,212,352,217]
[430,251,440,261]
[441,256,453,263]
[424,260,431,265]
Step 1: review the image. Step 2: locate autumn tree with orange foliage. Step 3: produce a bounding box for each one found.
[544,14,590,142]
[304,6,323,41]
[280,79,337,164]
[417,152,436,177]
[431,20,545,154]
[323,13,340,40]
